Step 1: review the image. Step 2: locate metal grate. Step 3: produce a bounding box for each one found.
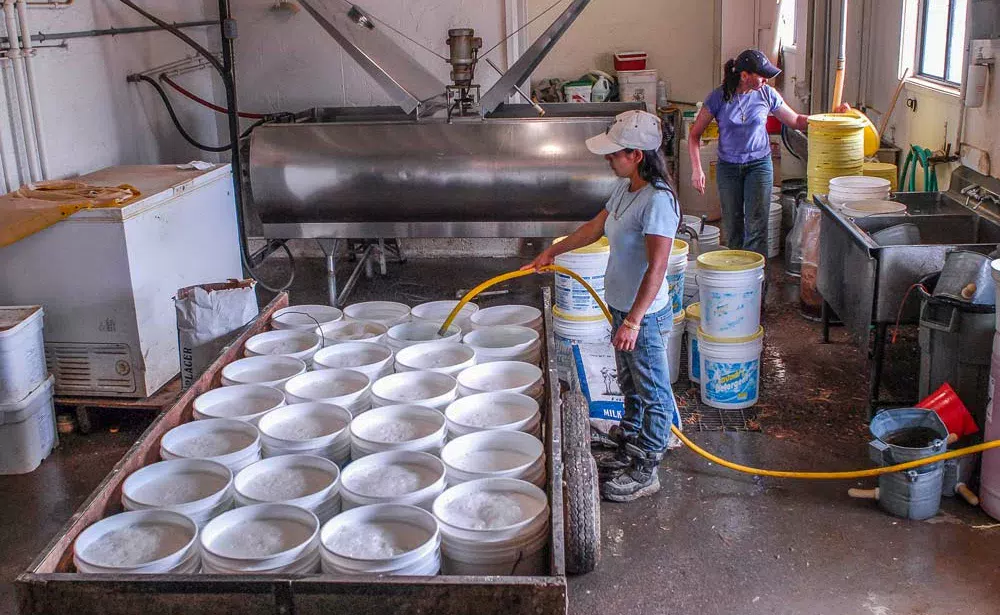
[676,343,759,432]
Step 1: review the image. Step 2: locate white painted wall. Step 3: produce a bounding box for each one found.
[526,0,716,104]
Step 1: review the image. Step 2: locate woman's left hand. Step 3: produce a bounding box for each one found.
[612,323,639,352]
[836,102,852,113]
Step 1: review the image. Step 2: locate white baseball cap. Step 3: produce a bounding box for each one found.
[585,110,663,155]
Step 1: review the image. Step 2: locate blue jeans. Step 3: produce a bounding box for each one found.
[716,155,773,256]
[611,305,681,453]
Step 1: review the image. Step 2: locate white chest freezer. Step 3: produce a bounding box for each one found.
[0,164,245,398]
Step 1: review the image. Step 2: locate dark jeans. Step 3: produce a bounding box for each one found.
[610,305,681,453]
[716,155,773,256]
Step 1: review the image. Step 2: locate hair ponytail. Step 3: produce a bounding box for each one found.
[721,58,740,102]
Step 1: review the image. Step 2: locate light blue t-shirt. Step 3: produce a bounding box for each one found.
[602,180,680,316]
[704,84,784,164]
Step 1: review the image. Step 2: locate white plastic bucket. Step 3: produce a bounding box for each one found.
[271,305,343,331]
[394,342,476,376]
[386,321,462,351]
[256,402,352,465]
[349,404,448,458]
[444,392,541,439]
[462,326,541,365]
[683,263,699,307]
[440,430,545,487]
[318,320,388,346]
[312,342,394,381]
[685,303,702,383]
[371,371,458,410]
[0,374,57,475]
[73,509,200,574]
[667,312,685,384]
[340,450,447,510]
[200,503,321,574]
[221,355,308,391]
[234,454,342,524]
[319,503,441,576]
[283,369,372,416]
[343,301,411,328]
[767,200,782,259]
[193,384,285,424]
[160,418,262,472]
[0,306,46,404]
[553,308,611,342]
[698,326,764,409]
[553,236,610,318]
[470,305,542,333]
[244,330,322,365]
[411,301,480,336]
[456,361,544,401]
[991,260,1000,332]
[121,458,233,528]
[696,250,765,338]
[667,240,689,317]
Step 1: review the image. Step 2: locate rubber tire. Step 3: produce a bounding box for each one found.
[563,449,601,575]
[561,391,591,458]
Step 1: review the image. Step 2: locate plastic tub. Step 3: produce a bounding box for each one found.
[340,450,447,510]
[667,240,689,316]
[319,503,441,575]
[767,200,782,258]
[160,418,262,472]
[192,384,285,424]
[220,355,307,391]
[553,237,610,318]
[394,342,476,376]
[244,330,322,365]
[343,301,411,328]
[371,371,458,410]
[411,301,480,336]
[440,430,545,487]
[456,361,544,399]
[256,402,352,464]
[200,503,320,573]
[349,404,448,458]
[470,305,542,333]
[667,312,685,384]
[685,303,702,383]
[121,458,233,528]
[73,509,199,574]
[461,326,541,365]
[444,392,541,438]
[0,374,56,475]
[386,321,462,351]
[696,250,765,338]
[234,454,341,523]
[0,306,46,404]
[283,369,372,416]
[312,342,394,380]
[698,326,764,409]
[271,304,343,331]
[553,308,611,343]
[318,320,389,347]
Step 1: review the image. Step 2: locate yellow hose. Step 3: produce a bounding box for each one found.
[440,265,1000,480]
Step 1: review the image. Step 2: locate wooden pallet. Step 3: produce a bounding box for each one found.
[54,378,182,434]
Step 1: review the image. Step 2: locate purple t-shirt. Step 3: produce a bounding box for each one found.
[704,85,784,164]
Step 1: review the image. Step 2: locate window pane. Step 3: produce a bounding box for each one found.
[779,0,796,47]
[921,0,949,78]
[947,0,968,82]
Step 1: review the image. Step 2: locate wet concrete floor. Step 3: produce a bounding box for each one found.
[3,254,999,615]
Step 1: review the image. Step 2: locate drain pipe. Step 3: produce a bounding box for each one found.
[2,0,40,182]
[16,0,47,179]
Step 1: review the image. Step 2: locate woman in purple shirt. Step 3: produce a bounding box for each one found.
[687,49,848,255]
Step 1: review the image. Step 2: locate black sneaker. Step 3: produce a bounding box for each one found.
[595,445,633,479]
[600,444,663,502]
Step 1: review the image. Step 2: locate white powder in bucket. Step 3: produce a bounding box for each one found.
[440,491,537,530]
[296,379,363,399]
[452,450,533,473]
[456,400,529,428]
[344,463,438,497]
[268,416,346,441]
[241,467,333,501]
[174,431,255,458]
[380,381,450,402]
[210,519,313,558]
[256,339,311,355]
[326,521,425,559]
[132,471,229,506]
[234,365,298,383]
[323,348,384,368]
[81,523,191,567]
[356,418,438,443]
[202,396,278,419]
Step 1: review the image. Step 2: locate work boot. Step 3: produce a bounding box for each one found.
[595,426,635,479]
[600,443,663,502]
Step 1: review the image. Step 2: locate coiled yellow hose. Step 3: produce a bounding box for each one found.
[440,265,1000,480]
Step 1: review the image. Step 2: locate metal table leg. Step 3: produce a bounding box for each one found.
[316,238,340,306]
[822,300,831,343]
[869,323,888,418]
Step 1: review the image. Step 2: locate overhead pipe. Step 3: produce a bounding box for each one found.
[0,20,216,45]
[24,0,73,6]
[2,0,40,182]
[16,0,47,178]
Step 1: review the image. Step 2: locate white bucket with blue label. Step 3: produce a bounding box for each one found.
[553,236,610,318]
[666,239,689,317]
[667,312,685,384]
[698,326,764,410]
[696,250,765,338]
[685,302,701,383]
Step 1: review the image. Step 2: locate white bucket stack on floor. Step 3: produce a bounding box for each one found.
[394,342,476,376]
[320,503,442,576]
[343,301,411,328]
[433,477,550,575]
[283,369,373,416]
[553,237,613,343]
[0,306,57,474]
[234,455,342,524]
[440,430,545,487]
[767,198,782,259]
[271,304,343,331]
[462,326,541,365]
[340,450,447,510]
[200,503,321,574]
[685,303,702,384]
[371,371,458,410]
[319,320,388,346]
[682,215,722,255]
[121,458,234,528]
[695,250,766,410]
[667,239,688,318]
[350,404,448,459]
[456,361,545,404]
[312,342,394,380]
[386,321,462,350]
[160,418,262,472]
[221,356,307,391]
[244,329,322,366]
[470,305,543,334]
[73,510,200,574]
[193,384,285,424]
[411,301,479,339]
[667,312,685,385]
[257,402,352,465]
[444,392,541,439]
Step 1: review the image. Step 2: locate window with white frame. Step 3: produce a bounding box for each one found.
[778,0,796,48]
[917,0,968,85]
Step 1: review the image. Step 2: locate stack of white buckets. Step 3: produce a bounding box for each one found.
[768,187,783,259]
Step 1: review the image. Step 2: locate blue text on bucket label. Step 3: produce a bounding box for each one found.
[705,288,760,333]
[667,272,684,314]
[691,338,701,380]
[556,272,606,312]
[704,358,759,404]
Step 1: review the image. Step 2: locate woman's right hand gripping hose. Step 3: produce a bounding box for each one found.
[691,166,706,195]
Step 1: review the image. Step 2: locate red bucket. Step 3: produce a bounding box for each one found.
[916,383,979,438]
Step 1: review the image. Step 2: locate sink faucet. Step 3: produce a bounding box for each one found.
[961,184,985,209]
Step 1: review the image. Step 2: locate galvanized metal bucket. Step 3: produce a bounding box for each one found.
[933,250,996,305]
[869,408,948,520]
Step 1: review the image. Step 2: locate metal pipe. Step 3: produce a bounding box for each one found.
[16,0,47,178]
[24,0,73,7]
[0,20,215,45]
[3,0,39,182]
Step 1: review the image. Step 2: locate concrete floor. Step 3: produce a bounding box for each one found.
[4,254,1000,615]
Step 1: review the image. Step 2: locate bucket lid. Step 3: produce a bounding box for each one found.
[696,250,765,272]
[671,239,688,256]
[685,302,701,321]
[552,236,609,254]
[552,307,608,322]
[807,113,866,129]
[697,326,764,344]
[672,312,685,325]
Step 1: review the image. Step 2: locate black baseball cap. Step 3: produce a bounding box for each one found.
[735,49,781,79]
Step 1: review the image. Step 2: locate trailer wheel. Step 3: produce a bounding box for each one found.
[563,449,601,575]
[561,391,591,458]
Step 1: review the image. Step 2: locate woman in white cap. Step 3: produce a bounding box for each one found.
[688,49,848,255]
[524,109,680,502]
